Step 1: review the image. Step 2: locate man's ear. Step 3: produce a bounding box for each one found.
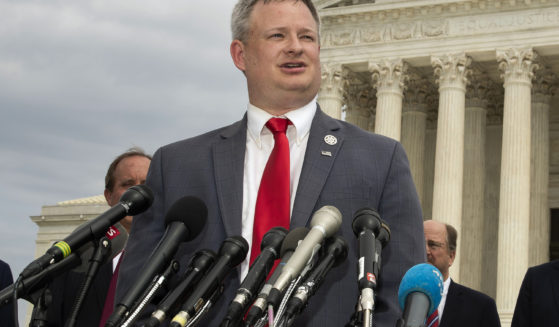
[230,39,246,72]
[449,250,456,266]
[104,188,112,206]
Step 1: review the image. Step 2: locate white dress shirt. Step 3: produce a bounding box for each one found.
[438,277,451,321]
[240,97,317,278]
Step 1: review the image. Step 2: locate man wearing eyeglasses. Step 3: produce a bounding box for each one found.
[424,220,501,327]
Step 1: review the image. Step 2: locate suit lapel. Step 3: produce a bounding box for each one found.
[440,280,460,327]
[291,108,343,228]
[213,116,247,237]
[95,262,113,311]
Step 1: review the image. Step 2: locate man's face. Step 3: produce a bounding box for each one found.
[424,220,455,280]
[104,155,150,233]
[230,0,321,114]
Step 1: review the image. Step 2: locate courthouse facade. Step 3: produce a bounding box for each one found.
[31,0,559,326]
[314,0,559,325]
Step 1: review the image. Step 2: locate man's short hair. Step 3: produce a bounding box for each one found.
[445,223,458,253]
[231,0,320,42]
[104,147,152,191]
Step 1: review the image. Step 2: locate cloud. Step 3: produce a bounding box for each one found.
[0,0,247,321]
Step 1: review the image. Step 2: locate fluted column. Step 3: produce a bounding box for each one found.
[402,74,431,205]
[460,70,491,291]
[431,53,471,282]
[496,48,538,324]
[369,59,408,141]
[318,62,346,119]
[530,68,556,267]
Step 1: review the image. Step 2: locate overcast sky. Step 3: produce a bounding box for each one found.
[0,0,248,321]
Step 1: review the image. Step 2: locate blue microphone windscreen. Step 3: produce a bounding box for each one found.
[398,263,444,315]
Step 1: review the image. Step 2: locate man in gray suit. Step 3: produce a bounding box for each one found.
[115,0,425,326]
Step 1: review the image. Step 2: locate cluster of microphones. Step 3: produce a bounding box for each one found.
[0,184,446,327]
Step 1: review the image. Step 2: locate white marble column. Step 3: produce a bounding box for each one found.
[431,53,471,282]
[318,62,346,119]
[369,59,408,141]
[496,48,538,325]
[460,70,491,291]
[530,68,556,267]
[402,74,430,206]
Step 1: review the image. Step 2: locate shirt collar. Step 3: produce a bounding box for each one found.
[247,96,317,147]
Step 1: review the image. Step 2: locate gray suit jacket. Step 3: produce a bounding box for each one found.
[115,107,425,326]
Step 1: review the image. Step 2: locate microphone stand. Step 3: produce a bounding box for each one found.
[119,260,180,327]
[65,237,112,327]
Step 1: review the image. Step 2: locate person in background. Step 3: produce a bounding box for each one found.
[511,259,559,326]
[46,147,151,327]
[424,220,500,327]
[0,259,16,327]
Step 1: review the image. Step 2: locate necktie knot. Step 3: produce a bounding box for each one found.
[266,118,290,134]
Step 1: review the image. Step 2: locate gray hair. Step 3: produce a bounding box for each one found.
[231,0,320,42]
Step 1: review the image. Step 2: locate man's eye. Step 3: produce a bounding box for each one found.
[270,33,283,39]
[301,35,315,41]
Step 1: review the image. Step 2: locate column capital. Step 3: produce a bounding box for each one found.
[404,72,435,114]
[466,69,495,109]
[497,48,539,85]
[532,66,558,101]
[346,81,376,114]
[431,53,472,89]
[368,58,408,93]
[320,62,348,98]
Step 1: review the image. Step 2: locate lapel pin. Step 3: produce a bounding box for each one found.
[324,135,337,145]
[321,150,332,157]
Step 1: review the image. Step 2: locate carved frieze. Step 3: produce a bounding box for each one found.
[321,19,448,46]
[319,2,559,48]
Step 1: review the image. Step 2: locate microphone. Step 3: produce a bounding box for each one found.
[146,250,217,327]
[20,185,153,279]
[106,195,208,327]
[170,236,248,327]
[352,208,382,291]
[73,222,129,273]
[221,227,287,327]
[351,208,390,327]
[0,222,129,305]
[284,235,348,320]
[396,263,444,327]
[267,206,342,309]
[243,227,309,327]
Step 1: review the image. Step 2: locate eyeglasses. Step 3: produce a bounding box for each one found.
[427,240,446,250]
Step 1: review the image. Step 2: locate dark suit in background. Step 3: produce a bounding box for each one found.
[511,260,559,327]
[116,108,425,326]
[0,259,16,327]
[46,262,112,327]
[440,280,500,327]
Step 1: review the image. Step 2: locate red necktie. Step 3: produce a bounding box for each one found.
[250,118,291,264]
[426,309,440,327]
[99,252,123,327]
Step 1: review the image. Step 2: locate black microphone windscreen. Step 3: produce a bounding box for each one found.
[164,196,208,241]
[280,227,309,257]
[352,207,381,235]
[121,184,154,215]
